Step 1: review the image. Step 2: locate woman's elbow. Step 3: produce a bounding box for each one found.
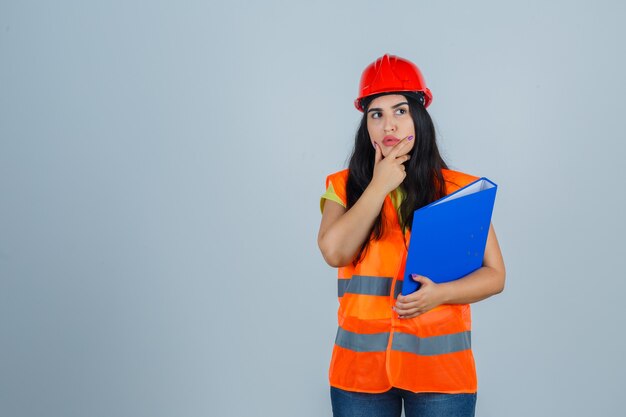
[319,245,347,268]
[323,253,345,268]
[494,266,506,294]
[318,237,349,267]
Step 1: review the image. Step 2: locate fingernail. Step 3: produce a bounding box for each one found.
[407,135,414,141]
[372,142,376,148]
[411,274,417,278]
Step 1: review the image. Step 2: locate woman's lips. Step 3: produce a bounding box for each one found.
[383,138,400,146]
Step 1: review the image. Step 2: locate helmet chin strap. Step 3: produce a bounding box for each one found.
[402,91,426,106]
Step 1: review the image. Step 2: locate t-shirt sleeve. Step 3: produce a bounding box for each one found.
[320,180,347,213]
[320,172,348,214]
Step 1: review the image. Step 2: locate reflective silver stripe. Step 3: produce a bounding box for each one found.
[394,281,403,298]
[337,279,350,297]
[392,331,472,356]
[335,327,390,352]
[337,275,393,297]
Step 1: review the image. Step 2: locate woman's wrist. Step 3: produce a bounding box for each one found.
[438,282,454,304]
[365,181,389,202]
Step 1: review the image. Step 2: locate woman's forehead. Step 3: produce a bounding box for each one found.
[368,94,408,108]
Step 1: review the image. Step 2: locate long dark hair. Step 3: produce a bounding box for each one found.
[346,92,449,265]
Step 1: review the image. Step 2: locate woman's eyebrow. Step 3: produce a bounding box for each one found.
[366,102,409,113]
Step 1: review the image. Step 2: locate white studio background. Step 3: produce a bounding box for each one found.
[1,1,625,416]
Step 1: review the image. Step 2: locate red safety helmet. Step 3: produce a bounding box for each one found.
[354,53,433,111]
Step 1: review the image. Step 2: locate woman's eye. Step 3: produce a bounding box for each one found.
[395,108,407,115]
[371,112,382,119]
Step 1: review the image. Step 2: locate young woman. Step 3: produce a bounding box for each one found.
[318,54,506,417]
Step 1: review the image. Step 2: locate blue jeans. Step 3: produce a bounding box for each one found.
[330,386,476,417]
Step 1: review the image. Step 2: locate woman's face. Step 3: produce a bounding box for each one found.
[366,94,415,158]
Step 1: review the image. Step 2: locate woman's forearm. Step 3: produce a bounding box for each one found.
[319,184,388,267]
[439,265,506,305]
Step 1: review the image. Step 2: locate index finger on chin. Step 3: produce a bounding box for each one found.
[387,137,408,158]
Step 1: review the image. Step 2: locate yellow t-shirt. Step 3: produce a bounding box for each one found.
[320,180,406,223]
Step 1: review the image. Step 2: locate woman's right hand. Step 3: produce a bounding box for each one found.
[370,136,413,196]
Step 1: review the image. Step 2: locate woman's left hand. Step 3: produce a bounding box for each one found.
[394,274,447,319]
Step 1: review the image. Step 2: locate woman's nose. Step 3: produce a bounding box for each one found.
[383,116,396,132]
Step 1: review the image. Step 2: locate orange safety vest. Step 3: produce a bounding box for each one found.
[324,168,480,394]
